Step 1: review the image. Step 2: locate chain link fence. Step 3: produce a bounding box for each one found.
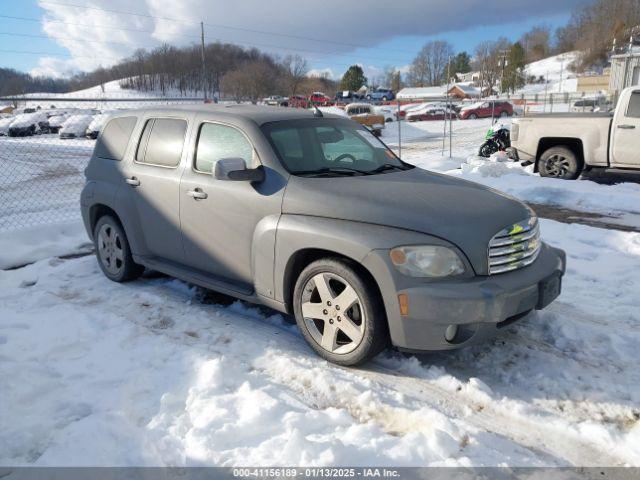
[0,91,619,233]
[0,95,204,232]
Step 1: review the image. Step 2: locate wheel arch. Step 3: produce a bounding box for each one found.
[535,137,584,173]
[88,203,123,239]
[282,247,384,316]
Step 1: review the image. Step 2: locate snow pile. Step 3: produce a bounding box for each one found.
[60,114,95,137]
[0,221,90,270]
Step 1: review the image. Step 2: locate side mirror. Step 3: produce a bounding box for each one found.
[214,157,265,182]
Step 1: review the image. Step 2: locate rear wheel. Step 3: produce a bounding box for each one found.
[468,113,478,119]
[538,146,582,180]
[293,258,388,366]
[93,215,144,282]
[500,110,509,117]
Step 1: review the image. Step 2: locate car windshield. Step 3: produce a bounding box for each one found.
[262,118,413,177]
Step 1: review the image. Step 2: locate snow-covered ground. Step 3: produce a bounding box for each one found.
[1,115,640,467]
[1,217,639,466]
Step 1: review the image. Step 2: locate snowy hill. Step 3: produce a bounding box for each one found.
[518,51,581,94]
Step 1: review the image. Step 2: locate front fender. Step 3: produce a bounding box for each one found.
[272,214,467,307]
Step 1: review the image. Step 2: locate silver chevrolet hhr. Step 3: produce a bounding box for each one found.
[81,105,565,366]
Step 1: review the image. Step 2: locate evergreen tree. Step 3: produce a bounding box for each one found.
[340,65,368,91]
[452,52,471,78]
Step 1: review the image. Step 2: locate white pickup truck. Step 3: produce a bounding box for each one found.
[509,86,640,179]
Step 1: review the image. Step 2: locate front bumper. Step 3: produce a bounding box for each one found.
[363,242,566,351]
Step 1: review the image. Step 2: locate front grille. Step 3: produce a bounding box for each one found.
[489,217,541,275]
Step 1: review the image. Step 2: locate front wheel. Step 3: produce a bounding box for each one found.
[538,146,582,180]
[479,141,499,158]
[468,113,478,120]
[93,215,144,282]
[293,258,389,366]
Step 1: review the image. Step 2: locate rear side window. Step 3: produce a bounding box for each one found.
[94,116,137,161]
[136,118,187,167]
[195,123,254,173]
[626,92,640,118]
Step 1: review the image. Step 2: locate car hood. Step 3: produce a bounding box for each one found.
[282,167,531,274]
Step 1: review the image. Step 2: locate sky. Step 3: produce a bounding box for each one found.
[0,0,589,82]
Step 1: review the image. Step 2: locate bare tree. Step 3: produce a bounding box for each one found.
[521,25,552,62]
[408,40,454,87]
[473,38,511,95]
[282,55,308,96]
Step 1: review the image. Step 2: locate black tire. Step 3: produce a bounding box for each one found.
[500,110,509,117]
[293,258,389,366]
[468,113,478,120]
[479,141,498,158]
[366,95,372,100]
[93,215,144,282]
[538,146,582,180]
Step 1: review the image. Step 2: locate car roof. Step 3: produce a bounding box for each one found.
[110,104,344,126]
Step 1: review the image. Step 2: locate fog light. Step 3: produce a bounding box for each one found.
[444,324,458,343]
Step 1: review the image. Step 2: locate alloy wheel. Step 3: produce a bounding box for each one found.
[97,224,125,276]
[300,272,365,355]
[544,154,572,177]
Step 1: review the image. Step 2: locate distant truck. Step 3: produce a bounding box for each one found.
[344,103,385,136]
[366,88,395,102]
[509,86,640,179]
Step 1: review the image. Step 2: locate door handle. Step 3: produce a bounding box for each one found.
[186,188,208,200]
[125,177,140,186]
[618,124,636,129]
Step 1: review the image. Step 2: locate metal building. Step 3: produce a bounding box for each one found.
[609,51,640,95]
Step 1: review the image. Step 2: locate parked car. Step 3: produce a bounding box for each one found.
[459,101,513,120]
[407,106,457,122]
[8,112,48,137]
[366,88,395,102]
[86,112,114,139]
[509,86,640,179]
[344,103,385,136]
[288,94,309,109]
[60,114,95,139]
[334,91,364,105]
[81,105,565,366]
[309,92,331,106]
[569,97,611,113]
[263,95,288,107]
[47,114,72,134]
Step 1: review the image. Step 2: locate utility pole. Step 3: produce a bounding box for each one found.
[200,21,207,102]
[498,50,509,94]
[396,71,402,159]
[559,56,564,93]
[442,56,450,156]
[447,57,452,158]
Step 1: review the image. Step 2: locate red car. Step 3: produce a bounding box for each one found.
[459,101,513,120]
[289,95,309,109]
[309,92,331,106]
[407,108,457,122]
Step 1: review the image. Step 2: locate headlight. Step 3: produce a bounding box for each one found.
[389,246,465,278]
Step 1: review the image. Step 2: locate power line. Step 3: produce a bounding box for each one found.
[38,0,417,55]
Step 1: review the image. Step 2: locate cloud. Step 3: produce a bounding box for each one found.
[36,0,587,76]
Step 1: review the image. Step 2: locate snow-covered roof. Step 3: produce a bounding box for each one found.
[396,87,447,100]
[449,83,481,97]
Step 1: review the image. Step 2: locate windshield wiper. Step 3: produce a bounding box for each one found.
[366,163,407,174]
[293,167,367,177]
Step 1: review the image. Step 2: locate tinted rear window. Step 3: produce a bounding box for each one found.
[94,116,137,161]
[136,118,187,167]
